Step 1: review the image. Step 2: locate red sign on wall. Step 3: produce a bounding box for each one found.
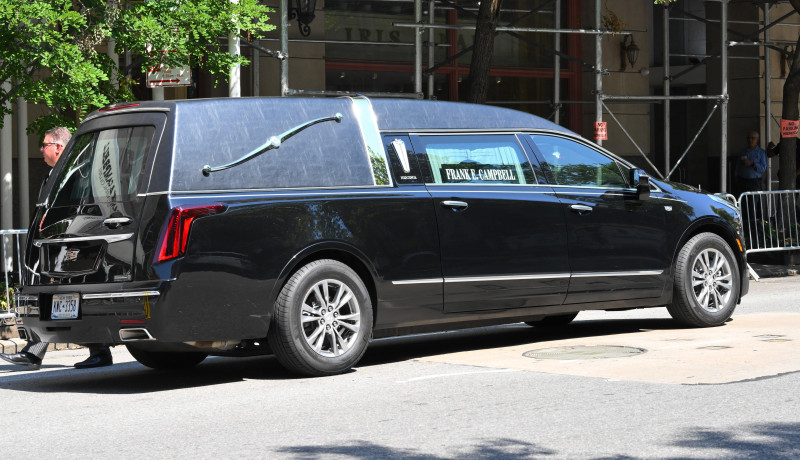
[781,119,799,138]
[594,121,608,141]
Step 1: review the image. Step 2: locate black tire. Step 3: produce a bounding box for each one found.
[667,232,740,327]
[126,345,207,370]
[525,312,579,328]
[268,259,373,376]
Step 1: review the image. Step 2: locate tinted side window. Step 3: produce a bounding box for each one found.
[413,134,536,185]
[530,135,627,188]
[50,126,155,206]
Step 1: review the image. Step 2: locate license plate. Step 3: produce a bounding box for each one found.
[52,293,80,320]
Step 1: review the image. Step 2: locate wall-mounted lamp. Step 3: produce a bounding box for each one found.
[290,0,317,37]
[620,35,640,71]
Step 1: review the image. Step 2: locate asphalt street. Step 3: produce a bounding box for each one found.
[2,276,799,459]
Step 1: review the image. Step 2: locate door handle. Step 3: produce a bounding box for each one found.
[102,217,133,228]
[441,200,469,211]
[569,204,593,215]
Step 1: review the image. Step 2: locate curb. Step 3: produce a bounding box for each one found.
[749,263,800,279]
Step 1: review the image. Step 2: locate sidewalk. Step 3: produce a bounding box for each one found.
[749,262,800,278]
[0,337,82,354]
[1,262,797,355]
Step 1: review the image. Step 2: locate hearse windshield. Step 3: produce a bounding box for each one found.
[49,126,155,206]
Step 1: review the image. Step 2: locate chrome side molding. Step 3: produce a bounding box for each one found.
[82,290,160,300]
[33,233,134,247]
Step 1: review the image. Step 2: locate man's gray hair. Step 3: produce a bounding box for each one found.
[45,126,72,146]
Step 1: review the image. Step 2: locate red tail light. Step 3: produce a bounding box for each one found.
[156,204,226,262]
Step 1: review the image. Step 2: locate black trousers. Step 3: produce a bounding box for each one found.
[21,340,109,360]
[736,177,763,195]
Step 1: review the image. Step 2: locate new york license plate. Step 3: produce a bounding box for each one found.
[51,293,80,320]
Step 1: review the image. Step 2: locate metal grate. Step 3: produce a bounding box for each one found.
[523,345,646,360]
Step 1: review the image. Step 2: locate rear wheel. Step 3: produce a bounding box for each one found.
[525,312,579,328]
[268,259,373,376]
[126,345,207,370]
[667,232,740,327]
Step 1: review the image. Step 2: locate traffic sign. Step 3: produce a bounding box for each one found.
[147,65,191,87]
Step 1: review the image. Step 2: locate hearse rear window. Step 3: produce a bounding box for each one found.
[50,126,155,206]
[171,98,384,191]
[413,134,536,185]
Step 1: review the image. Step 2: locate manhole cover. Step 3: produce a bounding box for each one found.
[697,345,732,350]
[523,345,646,360]
[755,334,786,339]
[762,339,792,343]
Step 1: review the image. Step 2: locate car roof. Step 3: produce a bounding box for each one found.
[86,97,574,135]
[369,98,573,134]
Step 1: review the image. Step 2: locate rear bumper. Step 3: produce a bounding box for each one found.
[15,280,273,345]
[15,289,161,344]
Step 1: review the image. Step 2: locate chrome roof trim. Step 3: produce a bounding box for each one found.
[82,107,170,123]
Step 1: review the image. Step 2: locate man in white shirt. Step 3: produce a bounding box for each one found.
[0,127,113,370]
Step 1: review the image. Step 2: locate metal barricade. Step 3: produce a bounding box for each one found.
[738,190,800,253]
[1,229,27,321]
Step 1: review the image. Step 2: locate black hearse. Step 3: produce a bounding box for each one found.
[16,96,748,375]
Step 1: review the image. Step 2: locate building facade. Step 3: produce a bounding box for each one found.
[2,0,797,233]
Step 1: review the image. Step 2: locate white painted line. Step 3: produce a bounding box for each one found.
[398,369,520,383]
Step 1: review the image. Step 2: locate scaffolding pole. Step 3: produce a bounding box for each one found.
[764,2,773,191]
[428,0,435,99]
[595,0,603,147]
[721,0,729,193]
[663,4,671,176]
[415,0,423,94]
[554,0,561,124]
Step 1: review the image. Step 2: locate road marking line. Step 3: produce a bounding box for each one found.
[398,369,520,383]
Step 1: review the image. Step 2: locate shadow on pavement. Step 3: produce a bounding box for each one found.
[273,422,800,459]
[358,317,688,368]
[0,354,297,394]
[0,316,698,394]
[277,438,553,459]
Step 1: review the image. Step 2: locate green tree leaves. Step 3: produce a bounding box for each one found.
[0,0,274,134]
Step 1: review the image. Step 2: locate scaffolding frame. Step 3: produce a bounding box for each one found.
[266,0,800,193]
[5,0,800,240]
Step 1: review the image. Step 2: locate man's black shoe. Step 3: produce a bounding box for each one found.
[0,352,42,370]
[74,352,113,369]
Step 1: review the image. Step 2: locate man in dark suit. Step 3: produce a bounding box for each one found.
[0,127,113,370]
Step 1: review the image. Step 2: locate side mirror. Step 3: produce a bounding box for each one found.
[630,169,651,201]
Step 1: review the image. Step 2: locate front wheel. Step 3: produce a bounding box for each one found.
[268,259,373,376]
[667,232,740,327]
[126,345,207,370]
